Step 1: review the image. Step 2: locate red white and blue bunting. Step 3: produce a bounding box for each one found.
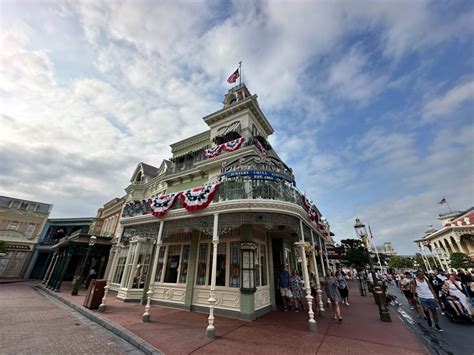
[180,183,220,212]
[204,137,245,158]
[256,139,268,157]
[302,194,325,230]
[222,137,244,152]
[148,193,179,217]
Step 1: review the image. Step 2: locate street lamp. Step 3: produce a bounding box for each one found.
[354,218,391,322]
[71,235,97,295]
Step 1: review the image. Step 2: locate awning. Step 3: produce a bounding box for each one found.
[217,121,241,138]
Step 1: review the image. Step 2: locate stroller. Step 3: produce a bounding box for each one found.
[439,289,473,323]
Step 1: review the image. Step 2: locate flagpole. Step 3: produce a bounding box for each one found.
[445,199,453,213]
[239,61,242,86]
[368,224,383,272]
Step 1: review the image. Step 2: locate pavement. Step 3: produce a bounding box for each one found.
[389,284,474,355]
[21,280,430,355]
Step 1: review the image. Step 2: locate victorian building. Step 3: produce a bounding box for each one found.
[101,85,332,334]
[0,195,52,278]
[414,207,474,270]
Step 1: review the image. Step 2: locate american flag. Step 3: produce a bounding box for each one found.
[227,68,240,83]
[437,197,447,205]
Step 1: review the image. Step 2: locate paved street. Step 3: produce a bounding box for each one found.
[388,284,474,355]
[0,282,144,354]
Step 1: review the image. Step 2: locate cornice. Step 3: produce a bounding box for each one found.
[170,130,211,152]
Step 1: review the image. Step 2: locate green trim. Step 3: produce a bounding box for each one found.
[166,177,208,193]
[267,237,276,309]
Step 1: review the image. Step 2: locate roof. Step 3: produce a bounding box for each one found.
[141,162,159,177]
[0,195,53,213]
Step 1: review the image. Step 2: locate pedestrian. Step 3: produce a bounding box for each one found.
[277,265,293,312]
[400,272,421,316]
[325,270,342,322]
[445,273,472,316]
[290,270,305,312]
[394,273,400,288]
[335,270,349,306]
[411,270,443,331]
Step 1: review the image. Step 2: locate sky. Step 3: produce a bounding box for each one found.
[0,0,473,254]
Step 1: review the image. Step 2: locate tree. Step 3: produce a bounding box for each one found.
[388,255,413,270]
[450,252,472,269]
[340,239,369,271]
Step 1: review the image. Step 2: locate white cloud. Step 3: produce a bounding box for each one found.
[423,80,474,121]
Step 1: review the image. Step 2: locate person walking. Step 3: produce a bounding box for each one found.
[278,265,293,312]
[411,270,443,331]
[290,270,305,312]
[325,270,342,322]
[336,270,349,306]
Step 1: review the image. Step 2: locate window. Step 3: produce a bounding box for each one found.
[252,124,259,137]
[113,252,127,284]
[256,243,267,287]
[179,245,190,284]
[27,204,37,211]
[154,247,166,282]
[8,221,19,230]
[196,243,209,286]
[25,223,36,238]
[229,242,241,287]
[132,252,151,289]
[9,201,20,209]
[164,245,181,283]
[18,202,28,210]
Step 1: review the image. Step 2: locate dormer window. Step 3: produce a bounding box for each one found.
[136,171,143,183]
[18,202,28,210]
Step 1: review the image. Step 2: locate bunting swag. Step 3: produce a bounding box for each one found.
[204,145,222,158]
[148,193,179,217]
[256,139,268,157]
[302,194,323,229]
[180,183,220,212]
[204,137,245,158]
[222,137,244,152]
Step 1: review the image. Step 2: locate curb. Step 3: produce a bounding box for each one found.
[36,284,162,355]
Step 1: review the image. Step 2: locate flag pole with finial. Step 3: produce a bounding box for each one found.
[239,61,242,86]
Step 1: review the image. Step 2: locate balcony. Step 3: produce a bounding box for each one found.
[122,178,306,219]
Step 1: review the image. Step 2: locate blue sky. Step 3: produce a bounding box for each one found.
[0,0,473,254]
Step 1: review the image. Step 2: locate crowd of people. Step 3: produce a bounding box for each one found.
[277,264,473,330]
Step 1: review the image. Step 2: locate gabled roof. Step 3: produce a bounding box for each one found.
[130,162,159,183]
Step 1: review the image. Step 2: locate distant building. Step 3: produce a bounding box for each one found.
[414,207,474,269]
[376,242,397,256]
[25,217,94,279]
[0,196,52,278]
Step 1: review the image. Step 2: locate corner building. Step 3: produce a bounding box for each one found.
[110,85,332,322]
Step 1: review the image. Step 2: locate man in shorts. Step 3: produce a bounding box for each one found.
[411,270,443,331]
[400,272,420,316]
[278,265,293,311]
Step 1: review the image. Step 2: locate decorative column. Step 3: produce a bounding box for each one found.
[54,252,72,291]
[419,246,429,271]
[439,242,452,271]
[143,221,164,322]
[318,235,326,277]
[310,231,324,313]
[43,252,58,284]
[48,252,63,289]
[433,245,444,271]
[429,247,440,269]
[323,240,331,272]
[99,245,120,313]
[206,213,219,338]
[453,236,467,254]
[298,220,317,331]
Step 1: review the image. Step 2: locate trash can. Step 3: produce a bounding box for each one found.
[83,279,106,310]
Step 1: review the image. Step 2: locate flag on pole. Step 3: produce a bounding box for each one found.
[437,197,447,205]
[368,224,374,239]
[227,68,240,83]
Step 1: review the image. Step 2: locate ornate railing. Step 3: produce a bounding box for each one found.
[122,178,306,218]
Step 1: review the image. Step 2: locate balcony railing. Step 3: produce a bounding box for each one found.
[122,178,306,218]
[165,136,264,176]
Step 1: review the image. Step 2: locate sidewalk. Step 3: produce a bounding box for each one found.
[38,280,428,354]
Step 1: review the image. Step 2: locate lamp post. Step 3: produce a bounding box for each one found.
[354,218,391,322]
[71,235,97,295]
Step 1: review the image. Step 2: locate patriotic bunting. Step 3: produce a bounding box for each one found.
[148,193,179,217]
[180,183,220,212]
[222,137,244,152]
[256,139,268,157]
[204,138,244,158]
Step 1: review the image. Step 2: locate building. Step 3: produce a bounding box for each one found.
[41,197,125,292]
[102,84,332,333]
[414,207,474,270]
[0,196,52,278]
[376,242,397,256]
[25,217,94,279]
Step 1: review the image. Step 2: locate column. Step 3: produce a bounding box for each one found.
[127,240,142,289]
[439,241,452,271]
[433,244,444,271]
[55,252,72,291]
[318,235,326,276]
[143,221,164,322]
[324,240,331,272]
[206,213,219,338]
[453,236,467,254]
[99,245,121,312]
[48,252,63,289]
[429,248,440,269]
[310,231,324,313]
[43,252,58,284]
[299,220,317,332]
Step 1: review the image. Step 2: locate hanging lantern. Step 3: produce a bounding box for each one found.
[240,242,258,294]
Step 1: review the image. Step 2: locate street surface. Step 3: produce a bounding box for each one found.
[0,282,144,354]
[389,284,474,355]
